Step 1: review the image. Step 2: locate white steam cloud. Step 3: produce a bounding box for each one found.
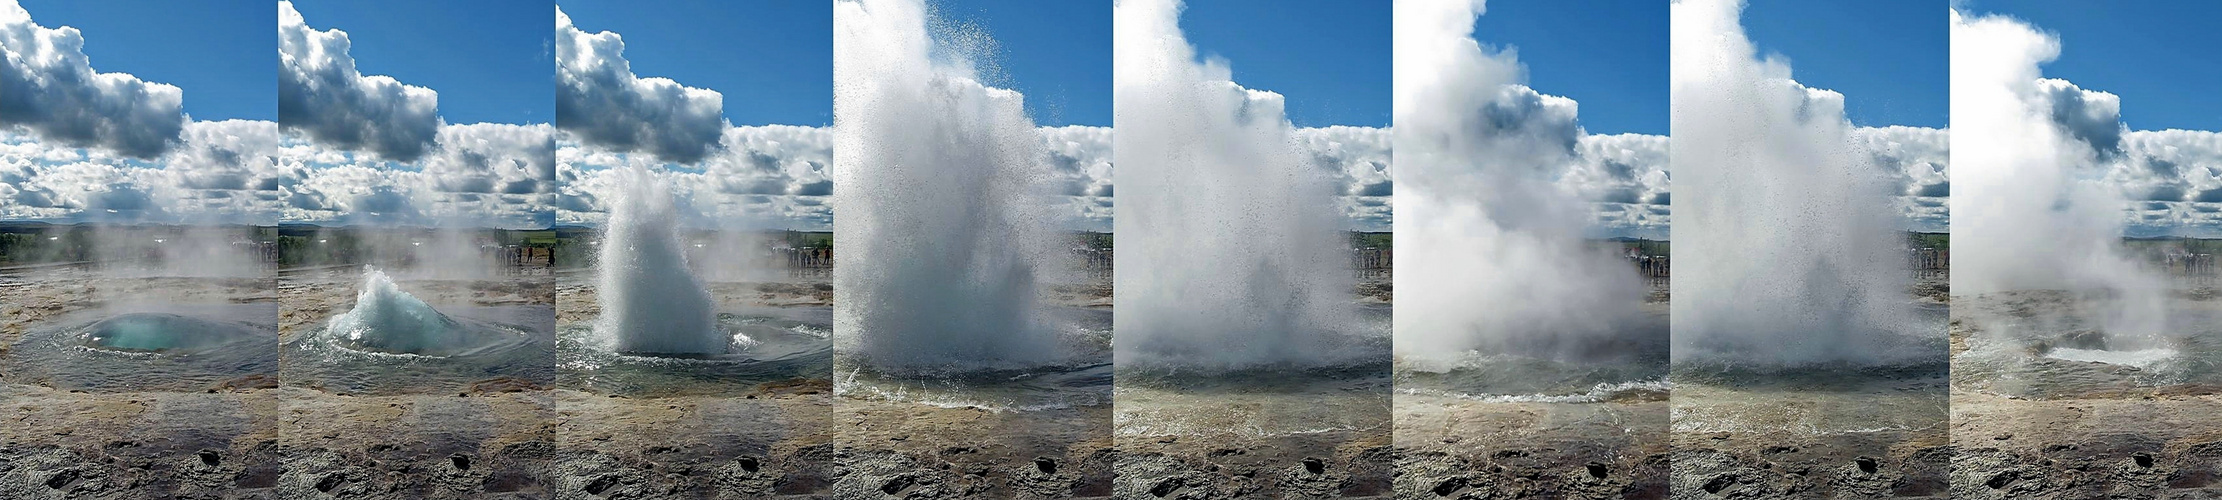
[279,0,441,163]
[1952,10,2166,337]
[555,7,727,165]
[0,0,186,159]
[1392,0,1649,363]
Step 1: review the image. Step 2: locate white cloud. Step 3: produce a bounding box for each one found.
[0,0,186,158]
[555,7,726,165]
[278,0,441,163]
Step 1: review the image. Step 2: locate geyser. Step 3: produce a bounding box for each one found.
[1670,0,1920,364]
[1113,0,1358,368]
[594,167,725,355]
[1392,0,1648,364]
[1950,10,2167,342]
[833,0,1063,371]
[326,266,471,355]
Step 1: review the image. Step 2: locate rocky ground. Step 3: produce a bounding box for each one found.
[270,271,560,498]
[1948,288,2222,499]
[1396,396,1670,499]
[835,402,1113,499]
[829,279,1112,499]
[1,269,281,499]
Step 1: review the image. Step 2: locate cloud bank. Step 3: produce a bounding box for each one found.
[279,123,553,229]
[559,125,831,230]
[1,120,280,224]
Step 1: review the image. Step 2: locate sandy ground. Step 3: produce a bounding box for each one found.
[1,270,281,499]
[1949,289,2222,499]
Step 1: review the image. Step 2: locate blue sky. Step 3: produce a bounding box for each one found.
[287,0,552,125]
[935,0,1110,127]
[558,1,830,127]
[1472,0,1667,136]
[21,1,273,122]
[1179,0,1390,128]
[1743,0,1947,129]
[1960,0,2222,131]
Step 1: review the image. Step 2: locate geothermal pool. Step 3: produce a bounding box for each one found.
[4,303,277,392]
[837,307,1110,412]
[1671,302,1949,436]
[1396,307,1670,404]
[1954,290,2222,399]
[282,269,553,395]
[1113,304,1391,439]
[558,305,832,398]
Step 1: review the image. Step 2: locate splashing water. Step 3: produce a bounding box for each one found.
[594,167,727,355]
[1670,0,1925,365]
[326,267,469,355]
[1112,0,1360,369]
[832,0,1064,372]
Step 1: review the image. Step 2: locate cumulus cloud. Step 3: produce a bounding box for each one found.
[278,1,441,163]
[2103,130,2222,235]
[559,125,830,229]
[1038,125,1113,231]
[0,0,186,158]
[1296,126,1394,231]
[555,7,726,165]
[1851,125,1950,232]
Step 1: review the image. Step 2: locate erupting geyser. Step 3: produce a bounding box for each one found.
[1392,0,1647,363]
[1670,0,1920,364]
[1113,0,1357,368]
[1951,10,2167,341]
[833,0,1062,371]
[327,266,469,355]
[594,167,725,355]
